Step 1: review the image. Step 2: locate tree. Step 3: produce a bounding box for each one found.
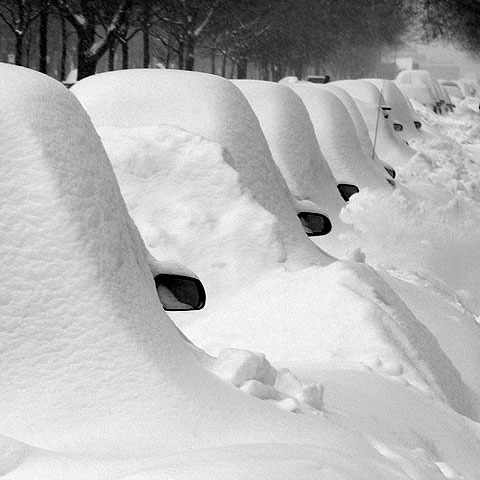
[419,0,480,55]
[0,0,49,65]
[53,0,133,79]
[155,0,241,70]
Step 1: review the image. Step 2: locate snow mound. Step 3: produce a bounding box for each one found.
[288,83,389,190]
[99,124,287,299]
[72,69,326,267]
[182,261,475,419]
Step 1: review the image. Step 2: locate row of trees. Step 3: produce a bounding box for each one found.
[418,0,480,56]
[0,0,416,81]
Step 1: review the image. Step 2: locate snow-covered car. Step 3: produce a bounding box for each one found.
[439,80,464,106]
[364,78,425,142]
[72,70,330,239]
[440,79,480,112]
[3,63,374,478]
[71,70,463,405]
[317,83,398,179]
[72,69,337,303]
[330,79,416,167]
[395,69,445,113]
[5,65,480,480]
[287,83,394,198]
[231,79,350,252]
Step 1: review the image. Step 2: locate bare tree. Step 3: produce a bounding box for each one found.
[53,0,133,79]
[0,0,50,65]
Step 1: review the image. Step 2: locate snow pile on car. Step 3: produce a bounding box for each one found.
[72,69,328,269]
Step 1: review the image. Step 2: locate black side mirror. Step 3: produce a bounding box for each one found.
[154,274,206,311]
[384,166,396,179]
[337,184,359,202]
[297,212,332,236]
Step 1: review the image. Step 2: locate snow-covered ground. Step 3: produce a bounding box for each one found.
[3,65,480,479]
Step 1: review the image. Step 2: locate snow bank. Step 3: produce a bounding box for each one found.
[181,260,476,420]
[340,97,480,311]
[288,83,390,191]
[231,80,348,253]
[72,69,326,268]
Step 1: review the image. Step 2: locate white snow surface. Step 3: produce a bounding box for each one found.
[288,83,390,190]
[4,64,480,479]
[2,64,422,479]
[71,69,326,268]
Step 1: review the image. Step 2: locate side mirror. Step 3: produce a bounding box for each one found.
[384,166,396,179]
[393,123,403,132]
[414,121,422,131]
[154,274,206,311]
[297,212,332,236]
[337,183,359,202]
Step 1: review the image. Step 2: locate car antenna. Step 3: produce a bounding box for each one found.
[371,79,385,160]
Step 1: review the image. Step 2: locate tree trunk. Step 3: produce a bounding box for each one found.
[236,58,248,79]
[77,26,98,80]
[293,61,304,80]
[15,34,23,66]
[142,27,150,67]
[60,16,67,81]
[108,44,116,70]
[122,41,129,69]
[221,53,227,77]
[210,47,216,74]
[177,39,185,69]
[39,10,49,73]
[185,36,195,70]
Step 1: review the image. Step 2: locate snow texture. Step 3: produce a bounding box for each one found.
[0,64,374,469]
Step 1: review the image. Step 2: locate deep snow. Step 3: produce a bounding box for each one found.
[3,65,480,479]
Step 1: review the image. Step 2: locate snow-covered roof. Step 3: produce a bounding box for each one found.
[72,69,327,267]
[395,70,443,102]
[288,83,389,190]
